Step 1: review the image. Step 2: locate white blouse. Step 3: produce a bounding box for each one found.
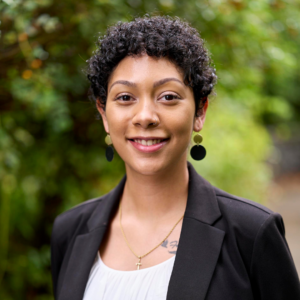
[83,252,175,300]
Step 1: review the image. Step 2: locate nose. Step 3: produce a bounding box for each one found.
[131,100,159,129]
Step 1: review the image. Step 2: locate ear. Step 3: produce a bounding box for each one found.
[96,99,110,133]
[193,99,209,132]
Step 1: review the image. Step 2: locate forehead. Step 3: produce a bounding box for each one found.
[107,55,184,89]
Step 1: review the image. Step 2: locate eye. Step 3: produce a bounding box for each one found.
[116,95,132,101]
[161,94,180,101]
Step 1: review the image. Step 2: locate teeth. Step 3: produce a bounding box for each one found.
[134,139,163,146]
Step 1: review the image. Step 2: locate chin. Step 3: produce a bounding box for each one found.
[126,158,170,176]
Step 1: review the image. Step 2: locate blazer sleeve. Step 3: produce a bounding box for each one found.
[250,213,300,299]
[51,216,64,299]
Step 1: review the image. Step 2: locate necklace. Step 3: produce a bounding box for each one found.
[119,203,184,270]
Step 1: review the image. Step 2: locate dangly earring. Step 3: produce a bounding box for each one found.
[190,133,206,161]
[105,133,114,162]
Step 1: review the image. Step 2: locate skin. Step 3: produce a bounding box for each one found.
[97,54,208,271]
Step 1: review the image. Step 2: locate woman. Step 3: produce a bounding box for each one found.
[51,16,300,300]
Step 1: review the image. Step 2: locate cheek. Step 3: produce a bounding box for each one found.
[164,106,194,143]
[175,120,194,147]
[105,105,126,139]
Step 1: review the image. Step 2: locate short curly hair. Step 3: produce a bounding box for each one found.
[87,15,217,115]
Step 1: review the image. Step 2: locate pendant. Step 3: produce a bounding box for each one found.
[190,144,206,161]
[136,256,142,270]
[105,145,114,162]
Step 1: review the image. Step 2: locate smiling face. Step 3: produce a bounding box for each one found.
[97,55,207,175]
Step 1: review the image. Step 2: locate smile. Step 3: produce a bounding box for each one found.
[128,137,169,153]
[134,139,164,146]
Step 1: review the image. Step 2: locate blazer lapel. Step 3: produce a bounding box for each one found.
[57,176,126,300]
[167,163,225,300]
[167,219,224,300]
[57,227,107,300]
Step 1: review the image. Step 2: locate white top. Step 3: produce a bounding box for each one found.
[83,252,175,300]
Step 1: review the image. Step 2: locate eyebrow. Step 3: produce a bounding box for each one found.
[108,77,184,92]
[153,77,184,88]
[109,80,137,92]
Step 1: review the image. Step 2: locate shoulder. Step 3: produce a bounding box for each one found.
[51,175,126,251]
[204,186,300,296]
[214,186,275,230]
[51,196,104,247]
[53,196,102,227]
[211,187,287,273]
[212,187,284,254]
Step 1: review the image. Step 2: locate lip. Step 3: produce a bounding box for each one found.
[127,136,168,140]
[127,137,169,153]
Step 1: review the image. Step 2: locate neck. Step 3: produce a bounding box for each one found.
[121,158,189,223]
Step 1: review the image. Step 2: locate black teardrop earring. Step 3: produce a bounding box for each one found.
[190,133,206,161]
[105,133,114,162]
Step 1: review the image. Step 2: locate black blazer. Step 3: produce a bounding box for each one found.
[51,163,300,300]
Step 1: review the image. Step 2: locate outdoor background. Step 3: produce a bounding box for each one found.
[1,0,300,299]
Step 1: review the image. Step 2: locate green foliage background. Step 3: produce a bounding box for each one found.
[1,0,299,298]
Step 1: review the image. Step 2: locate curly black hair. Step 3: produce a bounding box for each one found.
[87,15,217,115]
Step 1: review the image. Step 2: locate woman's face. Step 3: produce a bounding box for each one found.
[97,55,207,175]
